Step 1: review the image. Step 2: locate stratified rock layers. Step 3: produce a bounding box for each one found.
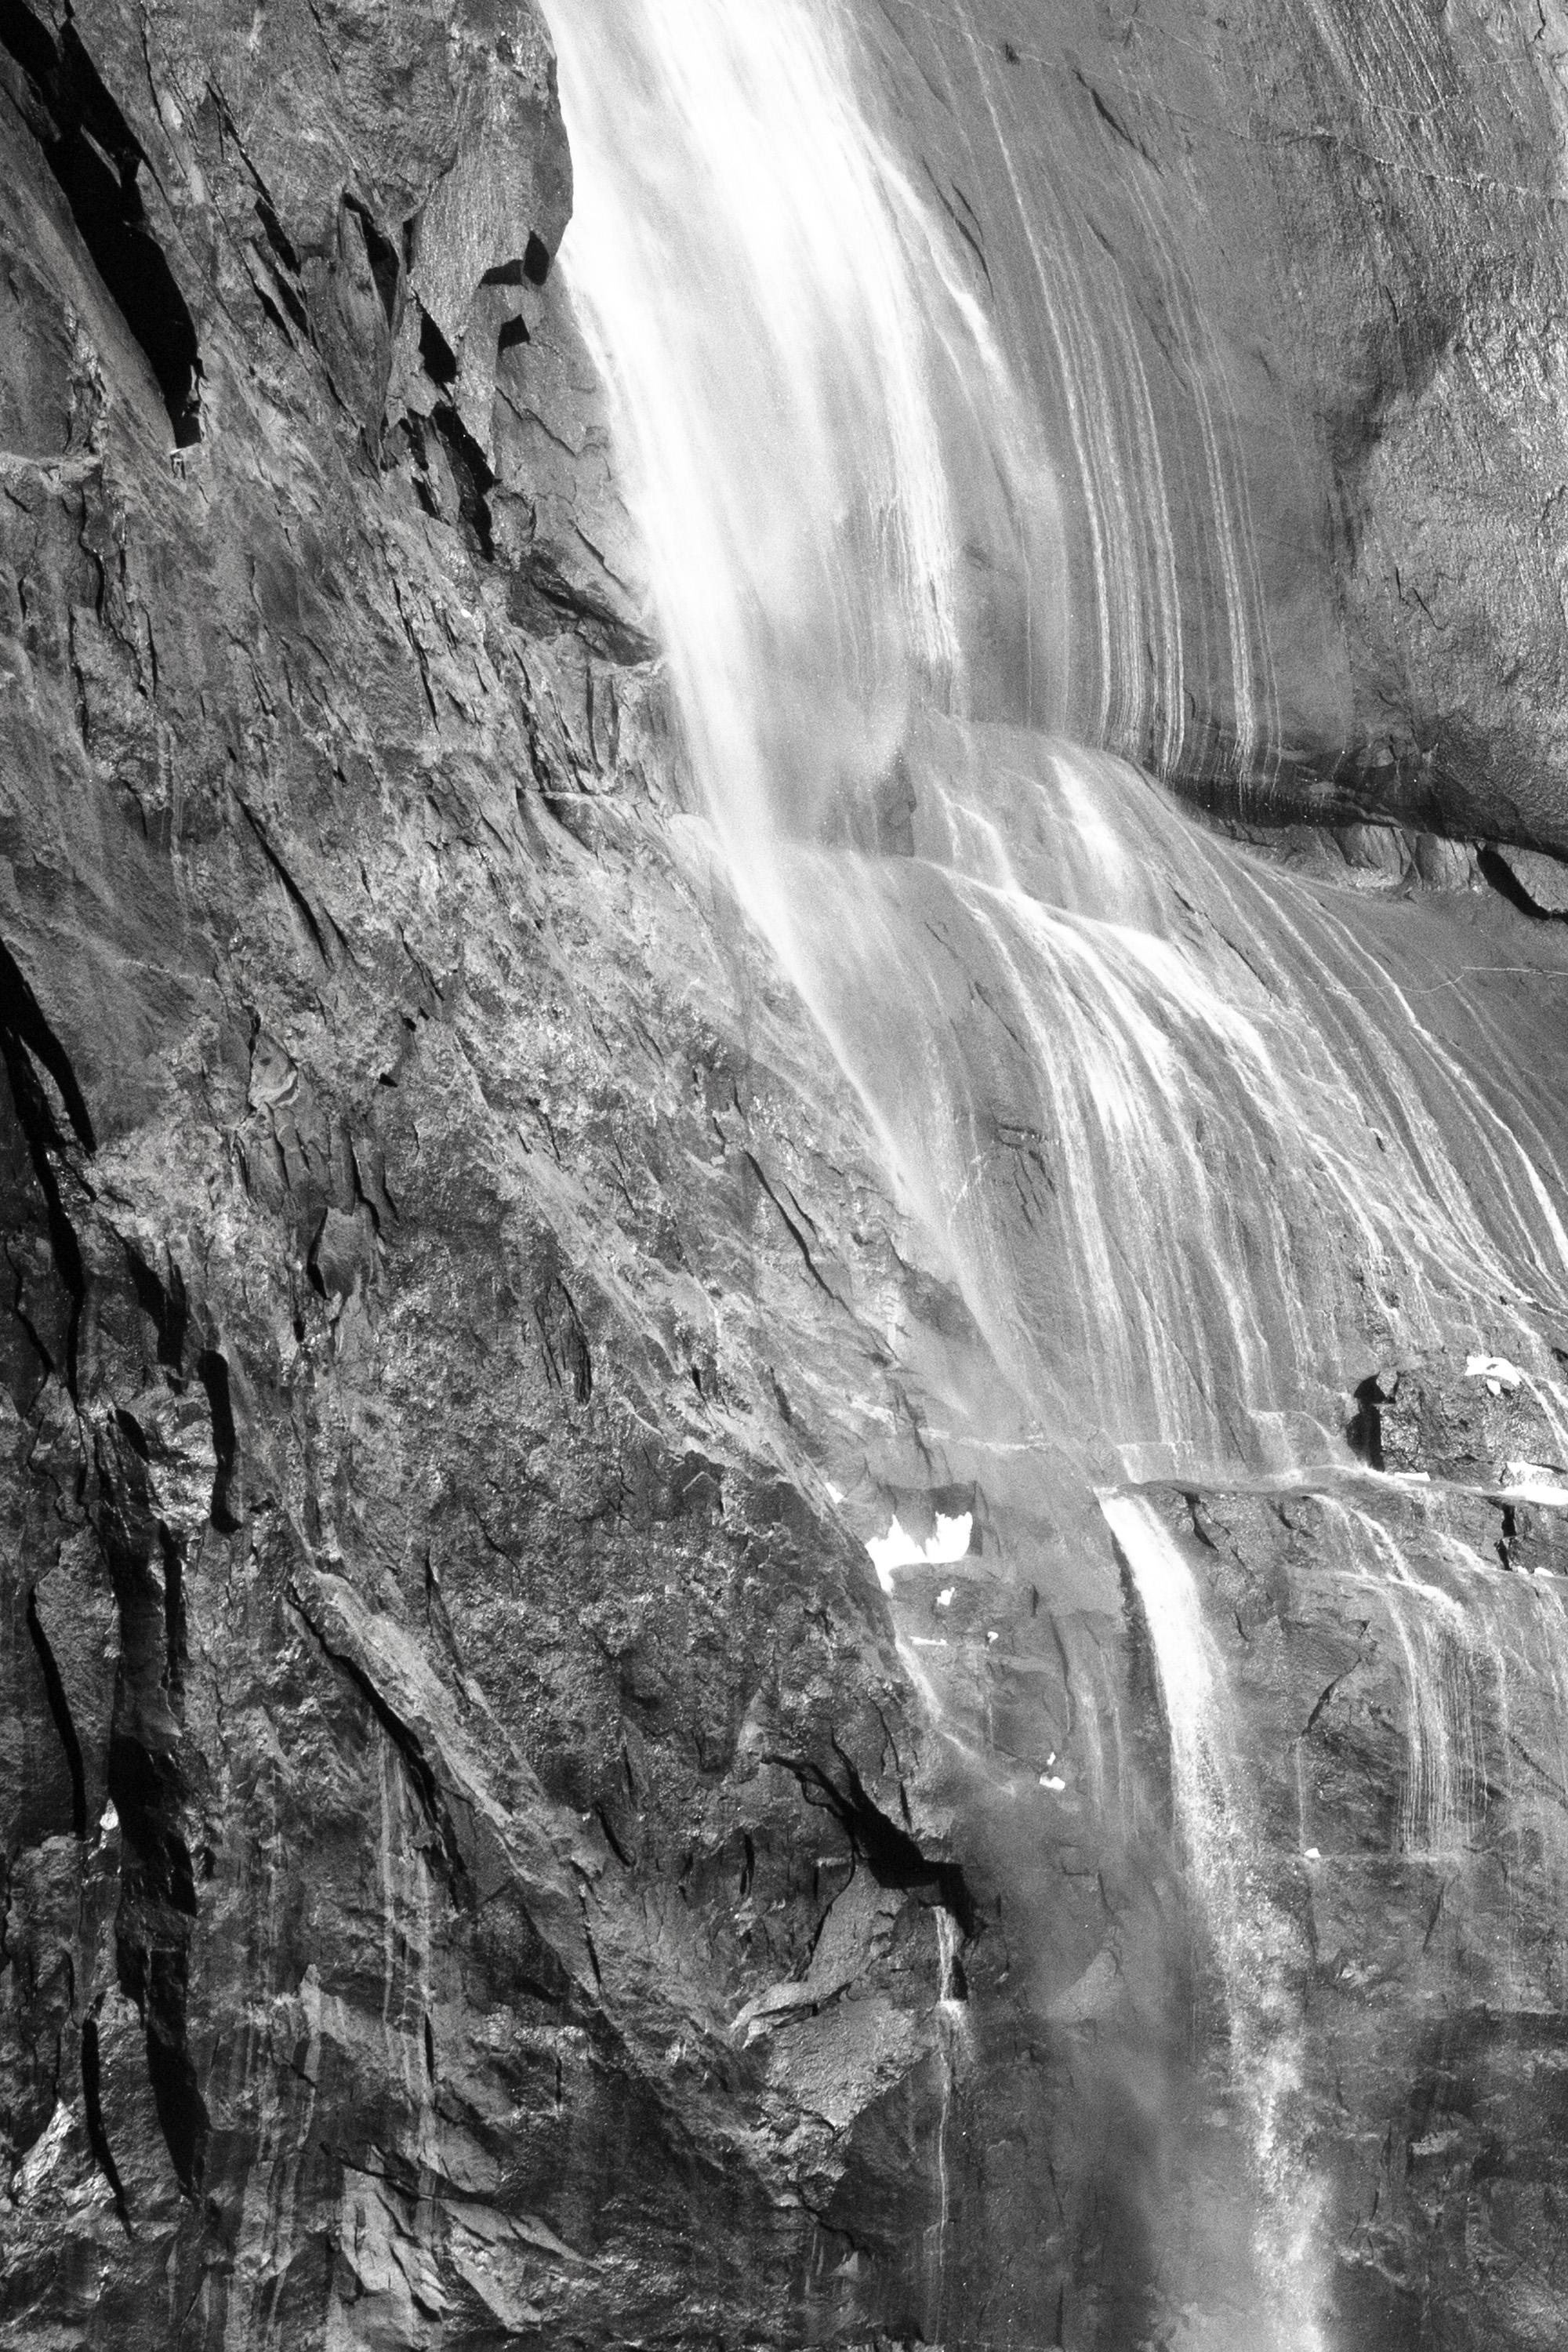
[1,0,1568,2348]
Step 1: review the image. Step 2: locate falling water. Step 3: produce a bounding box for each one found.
[1102,1493,1325,2352]
[548,0,1044,857]
[1329,1501,1492,1860]
[928,1911,970,2343]
[543,0,1568,2333]
[551,0,1568,1477]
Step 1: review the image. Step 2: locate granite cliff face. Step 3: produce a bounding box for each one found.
[0,0,975,2335]
[2,0,1568,2347]
[843,0,1568,855]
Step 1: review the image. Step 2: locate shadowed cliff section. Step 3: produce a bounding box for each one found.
[0,0,201,441]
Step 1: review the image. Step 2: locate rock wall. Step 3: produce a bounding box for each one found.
[3,0,1568,2346]
[0,0,985,2336]
[848,0,1568,851]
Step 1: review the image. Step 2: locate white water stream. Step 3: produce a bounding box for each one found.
[1101,1492,1326,2352]
[542,0,1568,2338]
[550,0,1568,1468]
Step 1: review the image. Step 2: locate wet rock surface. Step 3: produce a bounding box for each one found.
[846,0,1568,855]
[1121,1471,1568,2351]
[2,0,1568,2347]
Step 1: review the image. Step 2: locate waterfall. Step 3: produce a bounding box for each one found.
[1102,1492,1326,2352]
[543,0,1568,2335]
[550,0,1568,1475]
[546,0,1025,856]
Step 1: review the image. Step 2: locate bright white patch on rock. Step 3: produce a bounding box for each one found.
[1040,1773,1066,1792]
[13,2103,70,2204]
[1501,1465,1568,1504]
[1466,1353,1523,1395]
[865,1510,974,1591]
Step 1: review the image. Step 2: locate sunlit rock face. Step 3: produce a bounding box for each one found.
[0,0,974,2338]
[3,0,1568,2349]
[840,0,1568,851]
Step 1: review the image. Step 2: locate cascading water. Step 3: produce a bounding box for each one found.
[543,0,1568,2338]
[1102,1494,1325,2352]
[550,0,1568,1475]
[547,0,1051,857]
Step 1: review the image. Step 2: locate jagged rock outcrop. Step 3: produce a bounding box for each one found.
[5,0,1568,2347]
[0,0,982,2339]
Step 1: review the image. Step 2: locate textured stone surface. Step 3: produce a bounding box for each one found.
[1121,1469,1568,2350]
[4,0,1568,2345]
[0,0,982,2336]
[845,0,1568,855]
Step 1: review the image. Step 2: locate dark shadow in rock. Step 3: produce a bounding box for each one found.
[159,1526,187,1704]
[0,934,96,1150]
[343,194,401,327]
[418,306,459,389]
[195,1348,240,1532]
[1479,843,1568,921]
[26,1586,88,1835]
[122,1239,188,1381]
[430,405,495,560]
[770,1746,978,1939]
[0,944,90,1392]
[140,1947,209,2197]
[0,0,201,441]
[107,1712,211,2198]
[80,2012,134,2232]
[1347,1374,1387,1470]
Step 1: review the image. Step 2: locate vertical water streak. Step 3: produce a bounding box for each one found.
[953,21,1140,750]
[1335,1503,1485,1858]
[927,1911,970,2345]
[1101,1493,1325,2352]
[550,0,1568,1473]
[1112,164,1282,779]
[550,0,997,866]
[1323,1494,1568,2006]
